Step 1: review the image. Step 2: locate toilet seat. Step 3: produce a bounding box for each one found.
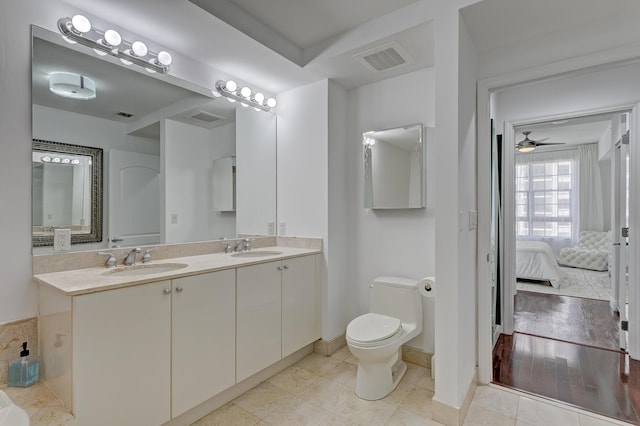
[347,313,402,346]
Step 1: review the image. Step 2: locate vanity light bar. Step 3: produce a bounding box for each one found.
[213,80,277,112]
[57,15,172,74]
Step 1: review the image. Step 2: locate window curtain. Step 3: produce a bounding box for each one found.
[515,148,579,253]
[577,143,603,232]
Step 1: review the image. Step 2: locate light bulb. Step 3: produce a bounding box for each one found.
[240,86,251,98]
[254,92,265,104]
[266,97,277,108]
[41,156,51,162]
[131,41,148,57]
[71,159,80,165]
[71,15,91,33]
[52,157,61,163]
[62,158,71,164]
[211,90,221,98]
[104,30,122,47]
[156,51,172,66]
[93,46,108,56]
[224,80,237,92]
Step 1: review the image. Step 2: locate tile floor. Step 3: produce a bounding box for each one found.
[2,345,634,425]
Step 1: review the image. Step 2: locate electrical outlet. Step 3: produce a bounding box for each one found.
[54,228,71,252]
[267,221,275,235]
[279,221,286,235]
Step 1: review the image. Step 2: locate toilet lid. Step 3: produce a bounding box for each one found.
[347,313,402,344]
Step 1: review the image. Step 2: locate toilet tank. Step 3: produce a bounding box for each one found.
[370,276,422,327]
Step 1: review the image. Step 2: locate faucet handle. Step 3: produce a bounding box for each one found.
[98,252,117,268]
[221,242,233,254]
[142,247,157,264]
[243,238,254,251]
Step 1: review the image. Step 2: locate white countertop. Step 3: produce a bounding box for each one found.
[33,246,320,296]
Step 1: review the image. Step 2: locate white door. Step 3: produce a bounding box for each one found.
[501,122,517,335]
[109,150,160,247]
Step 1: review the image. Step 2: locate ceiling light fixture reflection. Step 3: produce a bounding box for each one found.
[214,80,276,112]
[49,72,96,100]
[57,15,173,74]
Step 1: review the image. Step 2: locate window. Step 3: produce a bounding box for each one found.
[515,158,574,238]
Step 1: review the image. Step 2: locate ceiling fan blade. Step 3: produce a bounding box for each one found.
[533,137,549,143]
[535,142,564,146]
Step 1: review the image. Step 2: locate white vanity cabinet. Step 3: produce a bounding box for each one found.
[171,270,235,417]
[282,255,319,357]
[237,255,319,381]
[37,250,320,426]
[236,261,282,382]
[73,280,172,426]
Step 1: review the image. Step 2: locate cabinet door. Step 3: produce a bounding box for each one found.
[282,255,319,357]
[237,261,281,382]
[73,281,171,426]
[172,270,236,417]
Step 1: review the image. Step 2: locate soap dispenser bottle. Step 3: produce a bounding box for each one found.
[7,342,39,387]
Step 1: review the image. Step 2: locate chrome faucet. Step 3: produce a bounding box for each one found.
[124,247,141,266]
[234,240,245,252]
[142,248,157,264]
[243,238,252,251]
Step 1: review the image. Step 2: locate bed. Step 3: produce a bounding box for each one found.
[515,241,562,288]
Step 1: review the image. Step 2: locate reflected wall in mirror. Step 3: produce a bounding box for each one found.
[32,139,103,246]
[32,25,277,250]
[363,123,426,209]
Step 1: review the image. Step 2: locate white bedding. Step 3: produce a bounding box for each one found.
[516,241,562,288]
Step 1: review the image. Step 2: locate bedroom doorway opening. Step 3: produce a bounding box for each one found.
[491,105,640,423]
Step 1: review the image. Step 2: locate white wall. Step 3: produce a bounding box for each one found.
[236,107,276,236]
[327,81,349,341]
[456,16,478,397]
[163,119,215,243]
[209,122,236,239]
[494,62,640,128]
[346,68,436,338]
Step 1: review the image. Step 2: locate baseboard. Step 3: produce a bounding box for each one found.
[313,334,346,356]
[402,346,433,369]
[432,369,477,425]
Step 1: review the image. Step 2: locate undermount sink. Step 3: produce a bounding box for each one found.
[230,250,283,258]
[105,263,188,277]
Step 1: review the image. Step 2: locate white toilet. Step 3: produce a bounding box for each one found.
[346,276,424,400]
[0,390,30,426]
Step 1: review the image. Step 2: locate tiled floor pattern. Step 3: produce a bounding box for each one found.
[3,345,633,425]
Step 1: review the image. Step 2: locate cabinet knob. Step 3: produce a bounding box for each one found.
[283,265,289,270]
[163,288,171,295]
[175,286,184,293]
[277,266,283,271]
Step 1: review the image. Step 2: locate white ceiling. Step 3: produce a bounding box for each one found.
[215,0,420,50]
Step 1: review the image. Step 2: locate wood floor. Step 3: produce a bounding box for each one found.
[493,292,640,424]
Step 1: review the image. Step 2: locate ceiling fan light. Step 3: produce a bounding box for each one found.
[518,146,535,153]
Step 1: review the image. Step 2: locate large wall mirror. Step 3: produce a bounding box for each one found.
[363,123,426,209]
[31,25,277,250]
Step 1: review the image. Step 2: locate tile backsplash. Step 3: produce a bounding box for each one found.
[0,317,38,385]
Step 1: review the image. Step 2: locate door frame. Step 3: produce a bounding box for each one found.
[477,51,640,384]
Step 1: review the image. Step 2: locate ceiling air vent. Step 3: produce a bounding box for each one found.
[116,111,134,118]
[190,110,222,123]
[354,41,413,72]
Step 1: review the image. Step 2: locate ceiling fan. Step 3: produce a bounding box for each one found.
[516,130,564,153]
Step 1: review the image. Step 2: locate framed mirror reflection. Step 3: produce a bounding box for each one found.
[363,123,426,209]
[32,139,103,247]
